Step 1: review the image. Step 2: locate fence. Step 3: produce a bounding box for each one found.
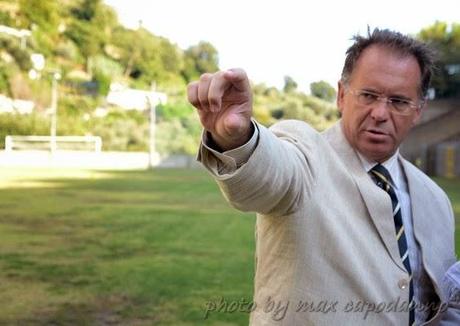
[5,135,102,152]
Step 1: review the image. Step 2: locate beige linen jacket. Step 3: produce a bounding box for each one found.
[198,119,456,325]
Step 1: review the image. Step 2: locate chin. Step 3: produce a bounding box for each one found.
[360,144,395,162]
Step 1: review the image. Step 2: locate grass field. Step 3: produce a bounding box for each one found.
[0,168,459,325]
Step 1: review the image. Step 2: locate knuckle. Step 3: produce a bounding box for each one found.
[208,96,220,107]
[187,83,197,94]
[189,98,200,108]
[186,86,199,107]
[187,81,198,90]
[197,95,209,108]
[200,73,213,82]
[197,89,208,100]
[215,70,226,78]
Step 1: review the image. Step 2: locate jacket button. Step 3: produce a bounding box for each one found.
[398,279,408,290]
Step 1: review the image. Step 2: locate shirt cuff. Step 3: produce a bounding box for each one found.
[444,261,460,303]
[201,120,259,174]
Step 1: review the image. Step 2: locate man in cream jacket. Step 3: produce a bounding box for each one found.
[187,28,457,325]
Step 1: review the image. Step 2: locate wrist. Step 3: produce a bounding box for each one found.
[210,122,254,152]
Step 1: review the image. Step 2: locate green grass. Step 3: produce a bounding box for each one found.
[0,168,255,325]
[0,168,458,325]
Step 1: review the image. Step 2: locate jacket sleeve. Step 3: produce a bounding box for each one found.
[197,119,321,216]
[199,120,259,175]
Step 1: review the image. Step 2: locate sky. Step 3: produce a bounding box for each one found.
[104,0,459,93]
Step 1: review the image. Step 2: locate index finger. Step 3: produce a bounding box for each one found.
[223,68,250,92]
[207,71,232,110]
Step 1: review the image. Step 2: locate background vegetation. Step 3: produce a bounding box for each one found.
[0,0,347,154]
[0,1,458,155]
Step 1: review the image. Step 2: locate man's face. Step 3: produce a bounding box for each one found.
[337,45,424,162]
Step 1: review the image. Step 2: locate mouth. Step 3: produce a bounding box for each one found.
[366,128,388,136]
[363,128,391,142]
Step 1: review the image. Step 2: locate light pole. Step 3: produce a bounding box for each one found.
[147,96,158,169]
[50,71,61,153]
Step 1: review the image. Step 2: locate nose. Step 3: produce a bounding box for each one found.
[369,99,390,121]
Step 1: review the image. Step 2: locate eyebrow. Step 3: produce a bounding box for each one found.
[388,94,412,101]
[360,88,413,101]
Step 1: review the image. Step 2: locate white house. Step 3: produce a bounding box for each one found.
[0,94,34,114]
[106,83,167,111]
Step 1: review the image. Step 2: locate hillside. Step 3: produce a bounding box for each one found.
[0,0,340,153]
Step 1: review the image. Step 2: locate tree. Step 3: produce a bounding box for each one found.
[283,75,297,93]
[19,0,59,33]
[66,0,118,71]
[418,21,460,98]
[310,80,336,102]
[18,0,60,55]
[182,41,219,82]
[110,27,184,87]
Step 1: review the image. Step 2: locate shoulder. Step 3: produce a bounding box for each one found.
[267,119,322,143]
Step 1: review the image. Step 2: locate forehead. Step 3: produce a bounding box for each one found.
[349,45,422,96]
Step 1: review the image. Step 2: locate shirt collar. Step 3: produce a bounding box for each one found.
[357,150,401,189]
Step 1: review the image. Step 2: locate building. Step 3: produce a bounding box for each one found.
[106,83,167,111]
[401,98,460,177]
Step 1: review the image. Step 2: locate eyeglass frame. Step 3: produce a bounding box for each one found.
[345,87,425,115]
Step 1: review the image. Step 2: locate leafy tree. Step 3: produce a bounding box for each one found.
[418,21,460,98]
[310,80,336,102]
[0,112,50,148]
[65,21,100,62]
[89,55,122,96]
[156,117,200,155]
[17,0,60,55]
[90,109,149,151]
[0,2,15,27]
[66,0,117,71]
[283,75,297,93]
[18,0,59,33]
[157,102,194,121]
[0,35,31,70]
[182,41,219,82]
[92,71,111,96]
[0,62,12,96]
[91,55,123,77]
[69,0,99,21]
[111,27,184,87]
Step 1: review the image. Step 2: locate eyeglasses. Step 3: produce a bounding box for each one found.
[346,88,424,115]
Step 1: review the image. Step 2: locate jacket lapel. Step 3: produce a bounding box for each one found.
[323,121,406,272]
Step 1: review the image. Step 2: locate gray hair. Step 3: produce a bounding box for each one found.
[341,27,436,98]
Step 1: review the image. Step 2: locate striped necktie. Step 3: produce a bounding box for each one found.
[370,164,415,325]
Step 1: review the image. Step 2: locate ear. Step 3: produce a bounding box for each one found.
[411,100,425,126]
[337,81,345,114]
